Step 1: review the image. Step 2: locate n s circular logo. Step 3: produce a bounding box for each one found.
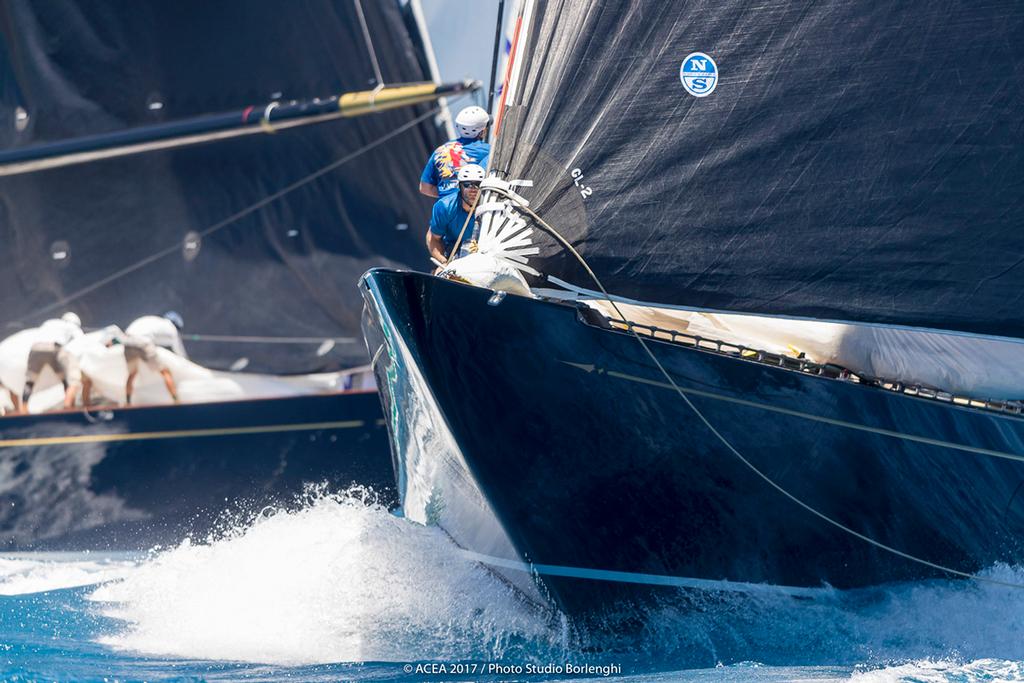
[680,52,718,98]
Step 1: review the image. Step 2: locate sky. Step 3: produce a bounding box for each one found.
[420,0,510,113]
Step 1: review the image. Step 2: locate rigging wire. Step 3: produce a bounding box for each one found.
[487,0,507,114]
[182,334,358,345]
[483,184,1024,592]
[21,105,444,327]
[353,0,385,93]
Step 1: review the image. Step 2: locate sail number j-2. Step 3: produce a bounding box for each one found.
[680,52,718,97]
[571,168,593,199]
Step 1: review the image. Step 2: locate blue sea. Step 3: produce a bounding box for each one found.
[3,490,1024,682]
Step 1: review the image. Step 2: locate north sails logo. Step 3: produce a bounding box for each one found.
[680,52,718,97]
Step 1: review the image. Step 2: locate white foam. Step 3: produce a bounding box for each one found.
[848,565,1024,659]
[852,658,1024,682]
[591,563,1024,669]
[89,490,549,666]
[44,490,1024,670]
[0,553,136,595]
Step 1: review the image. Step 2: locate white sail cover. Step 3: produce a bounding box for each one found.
[0,327,373,414]
[585,301,1024,400]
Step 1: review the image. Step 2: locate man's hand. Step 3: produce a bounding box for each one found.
[418,181,439,198]
[426,231,448,267]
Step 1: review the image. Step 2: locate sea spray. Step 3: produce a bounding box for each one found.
[850,658,1024,682]
[89,487,552,666]
[0,554,136,596]
[573,564,1024,670]
[74,486,1024,673]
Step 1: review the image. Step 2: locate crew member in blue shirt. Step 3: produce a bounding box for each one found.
[427,164,485,267]
[419,106,491,198]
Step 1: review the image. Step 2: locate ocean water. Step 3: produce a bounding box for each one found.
[2,488,1024,682]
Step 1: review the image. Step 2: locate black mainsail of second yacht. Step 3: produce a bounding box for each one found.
[0,0,471,550]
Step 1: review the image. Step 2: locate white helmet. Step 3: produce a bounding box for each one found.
[100,325,123,344]
[163,310,184,330]
[454,106,490,139]
[457,164,485,184]
[61,311,81,328]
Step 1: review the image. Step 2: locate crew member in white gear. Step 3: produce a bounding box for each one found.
[21,311,84,412]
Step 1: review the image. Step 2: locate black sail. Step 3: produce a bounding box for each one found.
[494,0,1024,339]
[0,0,444,372]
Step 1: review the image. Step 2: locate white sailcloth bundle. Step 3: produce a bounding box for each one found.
[441,179,538,298]
[0,319,368,413]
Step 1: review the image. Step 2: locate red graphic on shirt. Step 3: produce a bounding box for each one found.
[436,141,477,179]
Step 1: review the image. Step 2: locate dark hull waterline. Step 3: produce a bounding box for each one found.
[361,269,1024,618]
[0,391,394,551]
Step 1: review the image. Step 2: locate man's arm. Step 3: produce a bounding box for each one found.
[419,153,439,197]
[427,198,449,267]
[427,231,448,268]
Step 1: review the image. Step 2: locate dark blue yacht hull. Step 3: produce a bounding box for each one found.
[361,268,1024,618]
[0,390,394,550]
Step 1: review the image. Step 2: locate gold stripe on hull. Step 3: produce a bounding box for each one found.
[0,419,367,449]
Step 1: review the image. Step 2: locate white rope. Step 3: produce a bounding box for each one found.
[485,185,1024,591]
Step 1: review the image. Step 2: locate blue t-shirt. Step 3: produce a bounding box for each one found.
[430,192,477,252]
[420,137,490,196]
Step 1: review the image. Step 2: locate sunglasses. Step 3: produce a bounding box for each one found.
[461,181,481,189]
